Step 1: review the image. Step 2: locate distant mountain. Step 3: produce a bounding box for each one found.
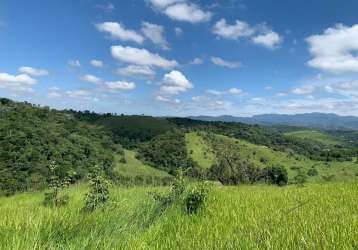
[189,113,358,131]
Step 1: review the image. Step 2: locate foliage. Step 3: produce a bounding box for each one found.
[184,181,211,214]
[137,130,197,174]
[43,161,73,207]
[84,166,110,212]
[307,167,319,176]
[0,99,116,194]
[263,166,288,186]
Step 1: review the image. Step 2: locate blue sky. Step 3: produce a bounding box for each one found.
[1,0,358,116]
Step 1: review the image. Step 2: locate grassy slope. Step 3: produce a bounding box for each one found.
[115,150,170,178]
[185,132,216,169]
[0,183,357,249]
[284,130,343,146]
[213,134,358,182]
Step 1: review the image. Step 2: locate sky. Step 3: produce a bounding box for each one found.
[1,0,358,116]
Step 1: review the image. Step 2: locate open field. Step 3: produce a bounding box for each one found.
[210,134,358,182]
[115,150,170,178]
[0,183,357,249]
[284,130,344,146]
[185,132,216,169]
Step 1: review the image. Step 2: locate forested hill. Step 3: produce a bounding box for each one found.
[189,113,358,130]
[1,98,357,195]
[0,98,118,194]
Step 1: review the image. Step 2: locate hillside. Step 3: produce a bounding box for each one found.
[0,98,117,195]
[190,113,358,130]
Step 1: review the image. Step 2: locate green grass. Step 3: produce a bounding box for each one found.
[115,150,171,178]
[284,130,343,146]
[212,134,358,182]
[1,183,357,249]
[185,132,216,169]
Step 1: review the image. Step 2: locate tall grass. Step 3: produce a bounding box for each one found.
[0,183,357,249]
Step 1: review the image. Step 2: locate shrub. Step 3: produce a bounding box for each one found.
[43,161,74,207]
[84,166,110,212]
[307,168,318,176]
[264,166,288,186]
[184,182,211,214]
[294,172,308,186]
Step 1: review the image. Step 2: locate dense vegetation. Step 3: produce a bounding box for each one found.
[0,98,117,195]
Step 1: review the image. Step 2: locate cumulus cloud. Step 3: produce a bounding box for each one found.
[116,65,156,78]
[306,24,358,73]
[80,74,103,85]
[155,95,181,104]
[18,66,49,76]
[90,59,104,68]
[105,81,136,90]
[252,30,282,49]
[68,59,81,68]
[66,89,92,98]
[175,27,183,36]
[163,3,212,23]
[147,0,211,23]
[160,70,193,95]
[212,19,255,40]
[96,2,115,12]
[212,19,282,49]
[96,22,144,44]
[111,45,178,68]
[211,57,241,69]
[228,88,243,94]
[0,72,37,92]
[324,80,358,97]
[141,22,169,50]
[291,85,315,95]
[190,57,203,65]
[206,89,224,95]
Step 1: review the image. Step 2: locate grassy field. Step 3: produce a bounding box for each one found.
[115,150,170,178]
[0,183,357,249]
[209,134,358,182]
[284,130,343,146]
[185,132,216,169]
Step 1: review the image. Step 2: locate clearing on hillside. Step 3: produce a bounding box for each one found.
[185,132,216,169]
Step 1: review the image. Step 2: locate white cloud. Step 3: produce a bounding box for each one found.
[66,90,92,98]
[163,3,212,23]
[80,74,103,85]
[96,22,144,44]
[306,24,358,73]
[265,86,273,90]
[141,22,169,50]
[211,57,241,69]
[324,80,358,97]
[206,89,224,95]
[155,95,180,104]
[116,65,156,78]
[105,81,136,90]
[190,57,203,65]
[228,88,243,95]
[160,70,193,95]
[48,91,62,98]
[148,0,184,9]
[291,85,315,95]
[68,60,81,68]
[0,72,37,92]
[18,66,49,76]
[96,2,115,12]
[111,45,178,68]
[252,30,282,49]
[213,19,255,40]
[175,27,183,36]
[90,59,104,68]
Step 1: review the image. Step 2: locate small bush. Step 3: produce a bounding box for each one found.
[307,168,318,176]
[84,167,110,212]
[43,161,74,207]
[184,182,211,214]
[294,172,308,186]
[264,166,288,186]
[119,157,127,164]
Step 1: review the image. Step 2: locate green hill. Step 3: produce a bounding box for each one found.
[185,132,216,169]
[115,150,171,179]
[284,130,343,146]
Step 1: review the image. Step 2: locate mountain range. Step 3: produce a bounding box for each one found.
[189,113,358,131]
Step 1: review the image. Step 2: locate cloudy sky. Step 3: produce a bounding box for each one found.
[1,0,358,116]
